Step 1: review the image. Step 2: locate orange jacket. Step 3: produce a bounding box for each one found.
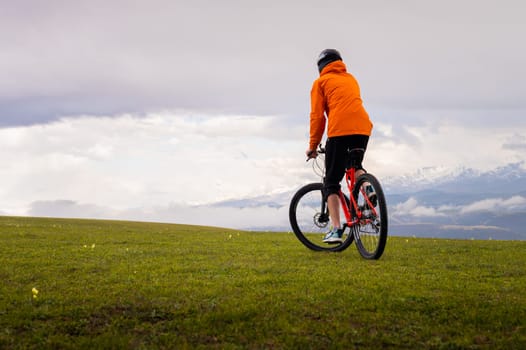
[309,60,373,150]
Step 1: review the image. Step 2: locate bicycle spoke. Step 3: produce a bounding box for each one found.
[289,183,354,252]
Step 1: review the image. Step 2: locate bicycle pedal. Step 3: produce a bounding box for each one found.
[324,240,342,245]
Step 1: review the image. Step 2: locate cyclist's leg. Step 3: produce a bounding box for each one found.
[324,136,347,229]
[346,135,376,204]
[348,144,367,192]
[327,194,341,228]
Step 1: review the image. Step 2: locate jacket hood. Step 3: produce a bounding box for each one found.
[320,60,347,75]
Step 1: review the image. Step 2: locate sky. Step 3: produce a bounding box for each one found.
[1,0,525,228]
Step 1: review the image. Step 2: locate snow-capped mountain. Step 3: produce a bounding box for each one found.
[210,162,526,240]
[383,162,526,194]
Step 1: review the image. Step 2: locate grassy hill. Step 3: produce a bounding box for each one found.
[1,216,525,349]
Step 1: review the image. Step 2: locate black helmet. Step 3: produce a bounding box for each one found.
[317,49,342,73]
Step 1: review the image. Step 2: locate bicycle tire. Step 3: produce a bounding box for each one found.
[289,182,354,252]
[351,173,388,259]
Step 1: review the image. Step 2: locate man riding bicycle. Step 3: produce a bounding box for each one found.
[306,49,375,243]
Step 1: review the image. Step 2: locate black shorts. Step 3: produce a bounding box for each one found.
[324,134,369,195]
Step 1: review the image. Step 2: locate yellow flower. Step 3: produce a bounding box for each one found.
[32,287,39,299]
[91,243,95,249]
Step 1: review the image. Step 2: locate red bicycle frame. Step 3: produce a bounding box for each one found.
[338,167,378,228]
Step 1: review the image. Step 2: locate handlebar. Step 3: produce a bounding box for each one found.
[306,144,326,161]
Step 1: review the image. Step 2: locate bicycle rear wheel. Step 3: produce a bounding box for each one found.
[289,182,353,252]
[352,173,388,259]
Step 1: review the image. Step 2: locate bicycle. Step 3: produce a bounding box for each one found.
[289,145,388,259]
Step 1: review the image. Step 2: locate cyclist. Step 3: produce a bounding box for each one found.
[306,49,374,243]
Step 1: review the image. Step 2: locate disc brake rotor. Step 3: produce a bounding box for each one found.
[313,212,329,228]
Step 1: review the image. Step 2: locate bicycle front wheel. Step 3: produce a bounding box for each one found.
[289,182,353,252]
[352,173,388,259]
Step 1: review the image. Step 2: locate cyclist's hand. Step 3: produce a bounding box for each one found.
[306,149,318,160]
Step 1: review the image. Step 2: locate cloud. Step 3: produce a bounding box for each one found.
[460,196,526,214]
[28,199,290,230]
[1,1,525,126]
[368,118,526,177]
[1,108,526,225]
[390,195,526,221]
[2,1,525,231]
[503,133,526,150]
[29,200,111,218]
[0,111,312,216]
[391,198,445,218]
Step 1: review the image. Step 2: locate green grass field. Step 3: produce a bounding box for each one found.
[1,216,525,349]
